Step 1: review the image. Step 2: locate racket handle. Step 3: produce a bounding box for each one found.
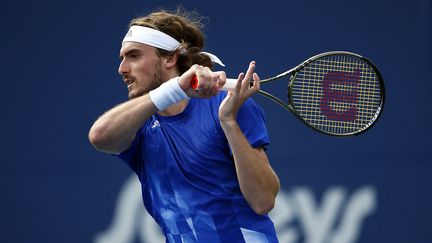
[191,75,237,91]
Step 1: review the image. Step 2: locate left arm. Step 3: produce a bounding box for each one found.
[219,61,280,215]
[221,120,280,215]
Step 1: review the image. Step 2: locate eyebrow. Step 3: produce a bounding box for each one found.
[119,48,142,59]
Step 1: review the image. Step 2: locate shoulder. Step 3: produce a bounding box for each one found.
[239,96,266,119]
[191,91,227,114]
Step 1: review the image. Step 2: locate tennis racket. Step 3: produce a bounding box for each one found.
[192,51,385,136]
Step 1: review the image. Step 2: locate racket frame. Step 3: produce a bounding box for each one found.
[256,51,385,137]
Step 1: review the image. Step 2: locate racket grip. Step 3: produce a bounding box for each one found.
[191,75,237,91]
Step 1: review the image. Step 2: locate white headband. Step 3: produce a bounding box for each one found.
[122,25,225,66]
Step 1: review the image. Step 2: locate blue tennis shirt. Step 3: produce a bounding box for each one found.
[117,91,278,243]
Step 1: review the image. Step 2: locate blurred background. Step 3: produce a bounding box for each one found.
[1,0,431,242]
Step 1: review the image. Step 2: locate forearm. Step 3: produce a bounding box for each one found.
[221,120,280,215]
[89,94,157,154]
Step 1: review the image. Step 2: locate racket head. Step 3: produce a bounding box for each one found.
[288,51,385,136]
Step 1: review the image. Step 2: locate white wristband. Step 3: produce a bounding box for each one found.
[149,77,189,111]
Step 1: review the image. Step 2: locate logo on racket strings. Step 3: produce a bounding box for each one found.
[320,69,360,121]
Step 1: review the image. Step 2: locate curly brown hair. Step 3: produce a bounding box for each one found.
[129,8,213,74]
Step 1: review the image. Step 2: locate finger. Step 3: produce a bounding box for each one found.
[235,73,244,92]
[208,72,226,94]
[241,61,256,91]
[215,71,226,90]
[251,72,260,91]
[205,68,218,95]
[179,65,198,91]
[243,61,256,81]
[197,67,219,95]
[196,65,209,92]
[208,68,217,93]
[193,65,202,88]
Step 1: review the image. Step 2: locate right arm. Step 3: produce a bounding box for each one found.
[88,94,157,154]
[89,65,226,154]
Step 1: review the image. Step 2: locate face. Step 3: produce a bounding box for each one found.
[118,42,164,99]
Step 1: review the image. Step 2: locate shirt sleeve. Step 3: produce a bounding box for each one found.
[236,97,270,150]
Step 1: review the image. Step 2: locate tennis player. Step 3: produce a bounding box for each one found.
[89,9,280,243]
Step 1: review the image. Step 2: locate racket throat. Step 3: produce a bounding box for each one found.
[257,90,295,113]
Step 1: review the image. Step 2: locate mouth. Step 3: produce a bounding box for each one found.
[124,79,134,90]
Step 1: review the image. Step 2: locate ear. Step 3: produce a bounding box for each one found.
[164,53,178,69]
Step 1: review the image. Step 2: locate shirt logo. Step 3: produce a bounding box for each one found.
[151,120,160,129]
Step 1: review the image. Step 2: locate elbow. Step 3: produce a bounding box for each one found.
[88,123,132,154]
[88,124,111,151]
[250,184,279,215]
[251,197,276,215]
[248,182,280,215]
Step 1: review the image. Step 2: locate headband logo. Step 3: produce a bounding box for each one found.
[126,29,133,37]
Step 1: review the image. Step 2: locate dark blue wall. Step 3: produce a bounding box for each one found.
[1,0,431,242]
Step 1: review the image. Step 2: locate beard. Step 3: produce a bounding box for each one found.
[128,61,164,99]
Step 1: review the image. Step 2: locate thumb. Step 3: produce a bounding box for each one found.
[178,65,197,92]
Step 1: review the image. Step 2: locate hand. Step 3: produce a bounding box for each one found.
[219,61,260,123]
[178,64,226,98]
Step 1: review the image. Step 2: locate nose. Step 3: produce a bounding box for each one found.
[118,60,129,76]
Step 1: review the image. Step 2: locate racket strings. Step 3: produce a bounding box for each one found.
[291,54,383,135]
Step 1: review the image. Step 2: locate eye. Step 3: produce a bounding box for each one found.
[128,51,141,60]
